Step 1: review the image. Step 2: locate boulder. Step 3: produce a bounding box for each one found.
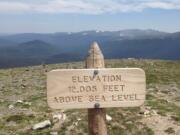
[53,113,66,123]
[16,100,23,104]
[24,102,31,106]
[8,104,14,109]
[32,120,51,130]
[106,114,112,121]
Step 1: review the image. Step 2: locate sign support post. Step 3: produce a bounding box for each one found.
[86,42,108,135]
[47,41,146,135]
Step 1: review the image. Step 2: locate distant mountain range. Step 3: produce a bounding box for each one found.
[0,29,180,68]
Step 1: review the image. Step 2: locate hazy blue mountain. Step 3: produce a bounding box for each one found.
[100,37,180,60]
[17,40,58,57]
[0,29,168,45]
[0,40,59,68]
[170,32,180,38]
[0,38,17,47]
[0,29,179,68]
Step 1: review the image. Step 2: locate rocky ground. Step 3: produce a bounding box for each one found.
[0,59,179,135]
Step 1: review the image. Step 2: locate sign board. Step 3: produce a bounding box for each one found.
[47,68,146,109]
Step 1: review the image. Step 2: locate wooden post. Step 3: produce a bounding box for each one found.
[86,42,108,135]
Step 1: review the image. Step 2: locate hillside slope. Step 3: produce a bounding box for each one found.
[0,59,179,135]
[0,30,180,68]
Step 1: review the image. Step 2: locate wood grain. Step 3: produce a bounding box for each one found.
[47,68,145,109]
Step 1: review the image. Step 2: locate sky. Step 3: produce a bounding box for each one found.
[0,0,180,33]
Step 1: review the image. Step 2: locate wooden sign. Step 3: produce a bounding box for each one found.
[47,68,146,109]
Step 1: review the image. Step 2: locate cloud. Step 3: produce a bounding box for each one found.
[0,0,180,14]
[0,2,30,13]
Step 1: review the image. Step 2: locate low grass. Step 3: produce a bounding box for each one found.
[6,114,35,124]
[0,59,179,134]
[147,99,180,123]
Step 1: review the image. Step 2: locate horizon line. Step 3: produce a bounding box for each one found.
[0,28,179,35]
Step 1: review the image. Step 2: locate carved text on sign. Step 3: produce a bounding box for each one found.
[47,68,146,109]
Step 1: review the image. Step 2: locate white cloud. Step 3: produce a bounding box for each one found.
[0,2,30,12]
[0,0,180,14]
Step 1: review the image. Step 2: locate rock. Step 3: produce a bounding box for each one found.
[139,107,145,115]
[139,109,151,117]
[21,84,26,88]
[148,88,154,91]
[32,120,51,130]
[106,114,112,121]
[51,113,67,131]
[126,121,133,124]
[53,113,66,123]
[8,104,14,109]
[77,118,81,121]
[53,114,61,121]
[24,102,31,106]
[128,58,135,60]
[144,110,150,115]
[16,100,31,106]
[74,121,78,126]
[50,132,58,135]
[71,118,81,127]
[16,100,23,104]
[152,110,158,116]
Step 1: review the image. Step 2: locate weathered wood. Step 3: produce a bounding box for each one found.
[86,42,107,135]
[46,41,146,135]
[88,108,107,135]
[86,42,104,68]
[47,68,146,109]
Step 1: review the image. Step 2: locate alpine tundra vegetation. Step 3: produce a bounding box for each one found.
[0,59,180,135]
